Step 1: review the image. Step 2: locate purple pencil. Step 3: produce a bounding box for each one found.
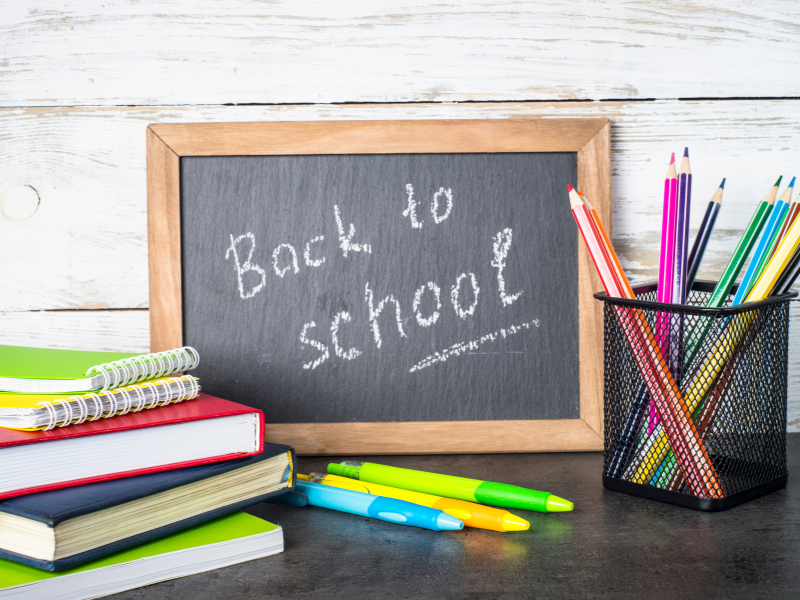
[673,147,693,305]
[670,147,692,385]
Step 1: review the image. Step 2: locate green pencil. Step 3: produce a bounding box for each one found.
[749,177,795,293]
[328,461,573,513]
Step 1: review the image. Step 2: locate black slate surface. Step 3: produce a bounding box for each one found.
[181,153,579,423]
[112,434,800,599]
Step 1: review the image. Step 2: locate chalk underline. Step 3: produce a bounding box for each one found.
[408,320,541,373]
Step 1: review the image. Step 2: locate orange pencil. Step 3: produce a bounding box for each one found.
[567,185,722,498]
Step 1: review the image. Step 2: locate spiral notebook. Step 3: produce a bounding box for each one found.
[0,345,200,394]
[0,375,201,431]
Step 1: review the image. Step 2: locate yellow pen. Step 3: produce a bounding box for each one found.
[302,473,529,532]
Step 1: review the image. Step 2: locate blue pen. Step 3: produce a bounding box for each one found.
[295,479,464,531]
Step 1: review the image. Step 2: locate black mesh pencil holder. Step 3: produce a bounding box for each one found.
[595,280,796,511]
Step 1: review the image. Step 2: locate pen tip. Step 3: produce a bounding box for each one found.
[501,514,530,532]
[545,495,574,512]
[790,176,796,188]
[669,152,675,165]
[720,178,726,189]
[683,147,689,157]
[775,176,783,187]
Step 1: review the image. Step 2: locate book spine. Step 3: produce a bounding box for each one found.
[87,346,201,391]
[34,375,201,430]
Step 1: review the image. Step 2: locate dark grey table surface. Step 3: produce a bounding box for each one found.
[113,434,800,600]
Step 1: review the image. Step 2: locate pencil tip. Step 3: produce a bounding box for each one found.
[790,177,796,188]
[683,147,689,157]
[775,176,783,187]
[720,178,726,189]
[567,184,574,192]
[577,191,585,196]
[669,152,675,165]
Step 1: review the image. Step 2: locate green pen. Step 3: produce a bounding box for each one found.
[327,461,573,513]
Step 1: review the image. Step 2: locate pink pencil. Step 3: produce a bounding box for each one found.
[650,153,678,433]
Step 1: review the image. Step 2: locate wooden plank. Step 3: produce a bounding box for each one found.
[150,119,606,155]
[262,419,604,455]
[1,2,799,106]
[577,123,611,437]
[0,310,149,352]
[147,128,182,353]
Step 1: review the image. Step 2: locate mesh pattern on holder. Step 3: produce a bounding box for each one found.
[597,280,793,506]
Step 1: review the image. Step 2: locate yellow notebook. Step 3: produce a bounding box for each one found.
[0,376,201,431]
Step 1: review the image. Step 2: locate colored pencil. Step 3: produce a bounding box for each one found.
[634,182,798,486]
[766,177,799,265]
[686,179,724,286]
[774,243,800,294]
[568,186,722,498]
[749,177,795,289]
[649,153,679,432]
[656,236,800,491]
[745,194,800,301]
[625,178,780,484]
[577,191,634,298]
[733,179,792,304]
[610,175,724,474]
[672,148,692,305]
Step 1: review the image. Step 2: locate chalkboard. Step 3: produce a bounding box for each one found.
[147,119,610,454]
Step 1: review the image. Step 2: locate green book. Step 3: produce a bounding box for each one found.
[0,512,282,599]
[0,345,199,394]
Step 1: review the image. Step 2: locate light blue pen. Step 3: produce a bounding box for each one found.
[295,479,464,531]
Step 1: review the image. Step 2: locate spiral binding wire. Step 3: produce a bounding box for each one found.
[34,375,201,431]
[85,346,200,391]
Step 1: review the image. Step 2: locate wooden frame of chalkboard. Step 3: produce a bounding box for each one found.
[147,119,610,454]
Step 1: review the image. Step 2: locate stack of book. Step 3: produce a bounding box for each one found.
[0,345,295,599]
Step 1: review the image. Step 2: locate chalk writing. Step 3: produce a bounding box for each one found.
[432,187,453,224]
[304,236,325,267]
[451,272,480,319]
[225,233,266,299]
[334,204,372,257]
[401,184,424,229]
[409,320,540,373]
[331,311,362,360]
[272,243,299,278]
[299,322,329,370]
[413,282,441,327]
[491,228,523,306]
[365,283,407,348]
[225,184,538,375]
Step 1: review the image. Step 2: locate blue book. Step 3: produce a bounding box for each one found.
[0,442,295,571]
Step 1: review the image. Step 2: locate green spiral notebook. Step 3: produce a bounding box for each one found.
[0,512,283,599]
[0,345,200,394]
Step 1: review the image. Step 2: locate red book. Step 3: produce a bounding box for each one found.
[0,394,263,500]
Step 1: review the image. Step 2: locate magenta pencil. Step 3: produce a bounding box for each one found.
[650,153,678,433]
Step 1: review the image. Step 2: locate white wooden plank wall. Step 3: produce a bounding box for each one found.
[1,2,799,429]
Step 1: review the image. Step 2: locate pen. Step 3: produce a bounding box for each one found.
[308,472,530,532]
[327,461,573,513]
[295,478,464,531]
